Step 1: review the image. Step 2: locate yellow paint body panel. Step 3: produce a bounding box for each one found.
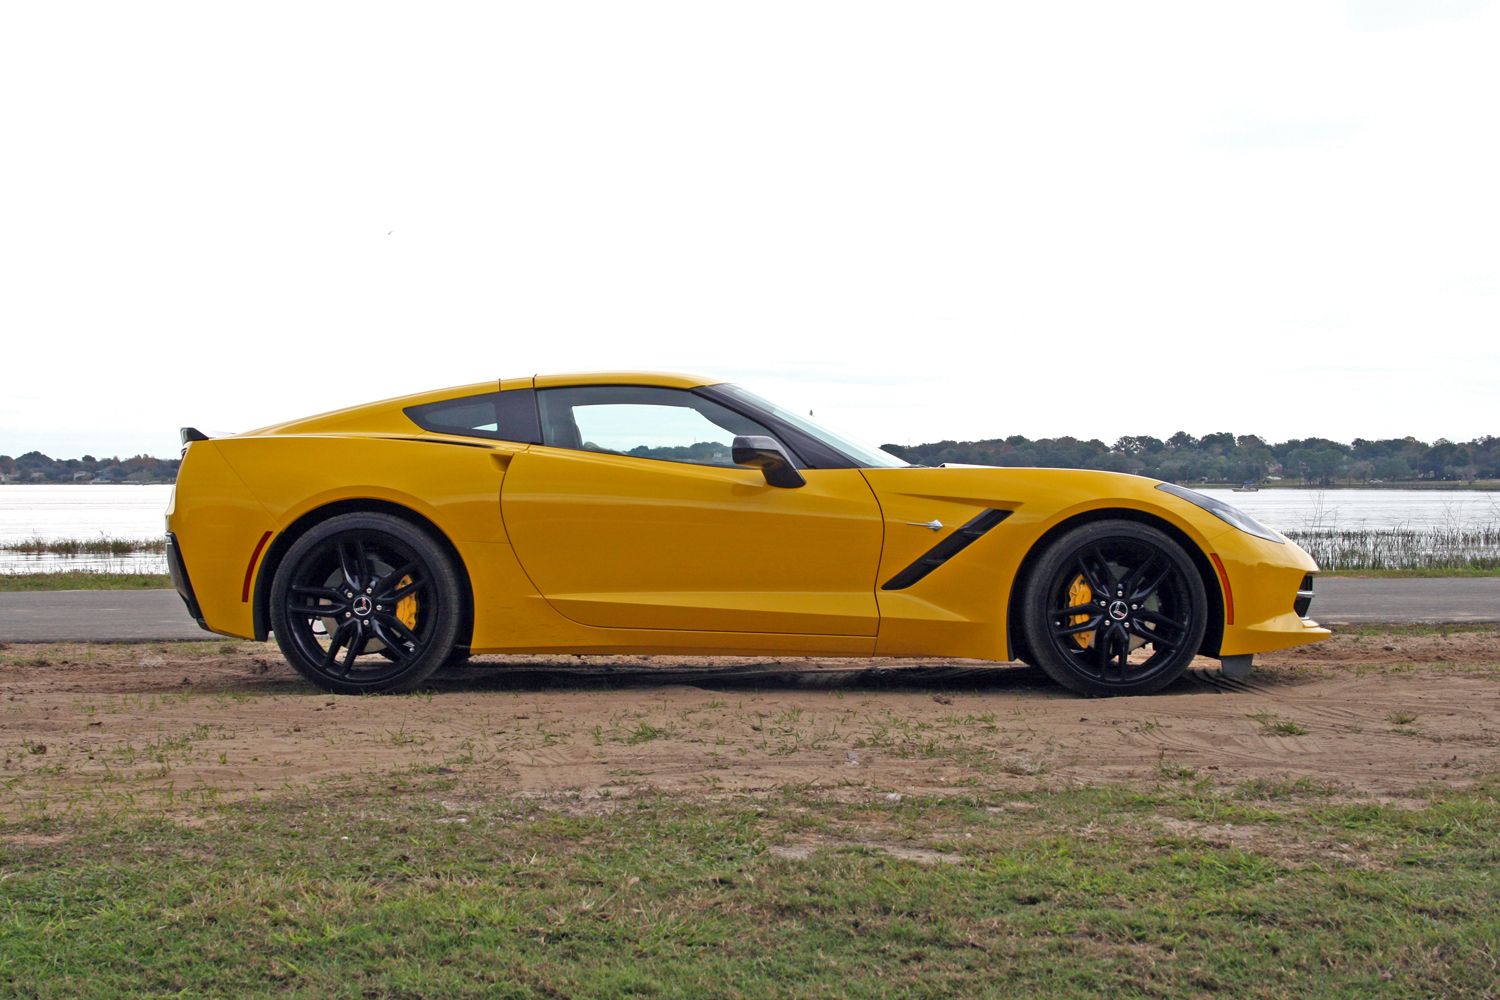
[165,374,1330,662]
[502,447,883,635]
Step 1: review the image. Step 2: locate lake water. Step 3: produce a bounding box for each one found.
[0,485,173,573]
[1196,488,1499,532]
[0,484,1496,573]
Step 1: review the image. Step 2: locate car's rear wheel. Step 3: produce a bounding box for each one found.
[269,513,463,694]
[1021,520,1207,697]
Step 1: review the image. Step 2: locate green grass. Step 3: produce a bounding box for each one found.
[1341,623,1496,638]
[1,776,1495,997]
[0,571,172,591]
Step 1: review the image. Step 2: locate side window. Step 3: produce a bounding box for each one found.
[537,386,783,467]
[404,389,541,443]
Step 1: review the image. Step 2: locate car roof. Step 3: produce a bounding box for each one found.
[238,372,724,438]
[529,371,719,390]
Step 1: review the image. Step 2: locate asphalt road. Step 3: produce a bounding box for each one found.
[0,578,1496,644]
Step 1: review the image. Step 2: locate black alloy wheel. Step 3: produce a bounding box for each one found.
[1022,520,1207,697]
[269,513,463,694]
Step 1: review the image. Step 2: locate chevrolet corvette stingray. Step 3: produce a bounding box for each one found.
[165,372,1329,696]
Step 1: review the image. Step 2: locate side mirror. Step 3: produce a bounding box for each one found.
[732,435,806,489]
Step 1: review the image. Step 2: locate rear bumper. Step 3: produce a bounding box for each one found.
[164,532,210,632]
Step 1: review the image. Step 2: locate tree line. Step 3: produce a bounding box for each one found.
[880,434,1500,486]
[0,451,181,484]
[4,434,1499,486]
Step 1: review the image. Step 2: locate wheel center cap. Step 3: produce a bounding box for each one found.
[352,596,373,617]
[1108,600,1129,621]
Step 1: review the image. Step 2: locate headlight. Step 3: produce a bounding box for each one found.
[1155,483,1283,543]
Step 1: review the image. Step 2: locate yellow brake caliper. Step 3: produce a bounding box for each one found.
[1068,575,1093,650]
[395,575,418,632]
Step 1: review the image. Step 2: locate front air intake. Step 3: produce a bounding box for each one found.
[1294,574,1314,618]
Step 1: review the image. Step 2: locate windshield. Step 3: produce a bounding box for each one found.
[717,385,910,469]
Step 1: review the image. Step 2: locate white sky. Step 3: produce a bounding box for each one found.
[2,1,1496,459]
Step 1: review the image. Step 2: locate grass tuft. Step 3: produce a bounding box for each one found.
[1247,712,1310,736]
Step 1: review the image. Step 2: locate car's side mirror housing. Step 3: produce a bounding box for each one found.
[732,435,806,489]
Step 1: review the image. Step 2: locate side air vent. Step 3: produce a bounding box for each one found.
[882,508,1012,591]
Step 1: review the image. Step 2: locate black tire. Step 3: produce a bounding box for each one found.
[1021,519,1207,697]
[269,512,463,694]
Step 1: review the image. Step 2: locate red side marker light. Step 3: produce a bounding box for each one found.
[1209,552,1234,625]
[241,531,274,603]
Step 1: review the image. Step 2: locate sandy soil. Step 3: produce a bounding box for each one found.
[2,630,1496,817]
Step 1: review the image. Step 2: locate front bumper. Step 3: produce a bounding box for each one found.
[1213,532,1331,657]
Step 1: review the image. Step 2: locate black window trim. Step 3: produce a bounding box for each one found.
[403,388,542,444]
[406,380,873,471]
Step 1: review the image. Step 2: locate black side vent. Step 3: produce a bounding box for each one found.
[1294,574,1315,618]
[881,508,1012,591]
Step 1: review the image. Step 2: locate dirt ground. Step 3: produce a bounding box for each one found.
[2,629,1497,817]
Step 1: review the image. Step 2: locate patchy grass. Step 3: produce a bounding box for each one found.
[0,776,1495,997]
[0,572,172,591]
[1,631,1496,995]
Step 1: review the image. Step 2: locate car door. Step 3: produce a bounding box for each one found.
[500,384,884,635]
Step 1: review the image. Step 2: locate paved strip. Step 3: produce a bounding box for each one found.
[0,590,209,642]
[0,578,1496,644]
[1310,576,1500,625]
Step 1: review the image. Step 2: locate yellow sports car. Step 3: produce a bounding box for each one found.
[165,372,1328,696]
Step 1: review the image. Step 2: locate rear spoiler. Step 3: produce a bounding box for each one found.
[180,427,209,457]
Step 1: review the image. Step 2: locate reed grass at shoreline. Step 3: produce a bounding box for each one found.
[1283,525,1500,572]
[0,535,166,556]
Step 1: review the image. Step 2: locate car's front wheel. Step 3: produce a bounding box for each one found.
[269,513,463,694]
[1021,519,1207,697]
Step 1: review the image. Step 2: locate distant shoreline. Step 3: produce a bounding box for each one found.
[1194,481,1500,491]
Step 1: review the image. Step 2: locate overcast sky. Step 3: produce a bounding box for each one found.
[2,1,1496,459]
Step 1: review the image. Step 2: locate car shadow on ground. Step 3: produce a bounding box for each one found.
[420,658,1266,698]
